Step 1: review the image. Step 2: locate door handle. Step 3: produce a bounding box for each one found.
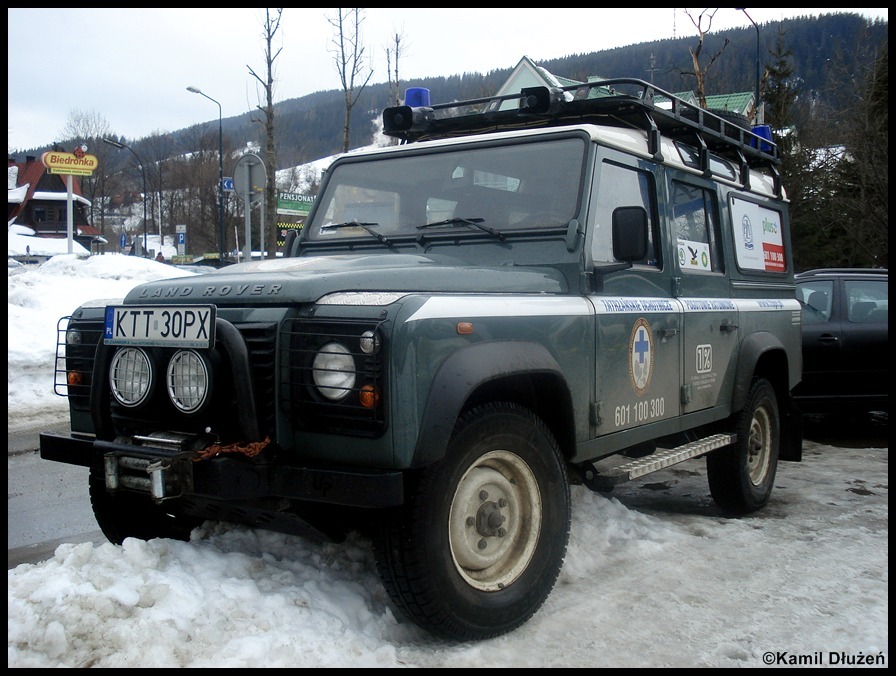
[659,328,679,338]
[720,320,739,332]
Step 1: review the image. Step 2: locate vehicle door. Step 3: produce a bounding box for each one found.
[669,177,739,413]
[587,155,681,436]
[796,277,841,400]
[840,276,888,401]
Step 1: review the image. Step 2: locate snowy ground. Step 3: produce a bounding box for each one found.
[7,254,889,668]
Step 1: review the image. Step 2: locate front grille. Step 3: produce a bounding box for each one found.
[234,322,278,437]
[56,314,279,441]
[281,318,387,436]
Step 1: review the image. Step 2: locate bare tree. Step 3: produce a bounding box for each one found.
[682,8,730,107]
[328,8,374,153]
[140,131,177,244]
[178,124,233,255]
[248,8,283,259]
[385,29,407,107]
[59,109,114,233]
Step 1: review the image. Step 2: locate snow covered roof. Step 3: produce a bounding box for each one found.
[30,190,92,206]
[8,229,90,257]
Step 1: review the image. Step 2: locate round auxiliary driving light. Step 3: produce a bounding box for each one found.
[166,349,210,413]
[109,347,153,407]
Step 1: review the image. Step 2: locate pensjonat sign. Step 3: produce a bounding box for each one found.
[277,191,314,216]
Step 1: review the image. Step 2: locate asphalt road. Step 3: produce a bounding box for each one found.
[8,420,105,569]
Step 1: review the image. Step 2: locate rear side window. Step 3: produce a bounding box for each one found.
[671,181,723,273]
[729,196,787,273]
[846,279,888,323]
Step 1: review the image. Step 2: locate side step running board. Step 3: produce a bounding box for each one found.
[582,433,736,493]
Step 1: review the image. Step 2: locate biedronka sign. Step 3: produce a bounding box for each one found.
[42,148,99,176]
[41,146,99,254]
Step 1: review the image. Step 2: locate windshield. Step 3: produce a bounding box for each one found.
[305,136,587,241]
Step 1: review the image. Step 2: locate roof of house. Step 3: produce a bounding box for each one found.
[7,156,89,225]
[499,56,755,117]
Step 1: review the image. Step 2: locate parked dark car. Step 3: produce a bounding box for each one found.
[793,268,888,415]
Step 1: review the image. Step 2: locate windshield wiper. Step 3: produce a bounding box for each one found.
[320,221,392,245]
[417,217,505,240]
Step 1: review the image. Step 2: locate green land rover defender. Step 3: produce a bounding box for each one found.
[41,79,803,641]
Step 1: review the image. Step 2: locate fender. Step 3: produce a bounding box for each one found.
[732,331,802,462]
[732,331,788,413]
[411,340,568,468]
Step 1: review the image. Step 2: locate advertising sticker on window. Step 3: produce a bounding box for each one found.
[730,196,785,273]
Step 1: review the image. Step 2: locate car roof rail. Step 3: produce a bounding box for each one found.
[797,268,889,277]
[383,78,781,190]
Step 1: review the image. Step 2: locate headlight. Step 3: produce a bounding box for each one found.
[166,349,210,413]
[109,347,153,407]
[65,329,82,345]
[312,341,356,400]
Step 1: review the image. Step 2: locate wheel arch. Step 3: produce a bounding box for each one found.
[733,331,802,462]
[411,340,576,468]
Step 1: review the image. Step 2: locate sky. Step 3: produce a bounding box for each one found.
[6,252,890,667]
[7,8,889,153]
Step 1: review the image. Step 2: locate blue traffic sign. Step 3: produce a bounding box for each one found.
[119,232,127,249]
[222,177,234,192]
[177,233,186,245]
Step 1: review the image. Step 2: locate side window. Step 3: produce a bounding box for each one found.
[591,161,659,268]
[797,280,834,324]
[846,279,888,323]
[671,181,723,273]
[729,196,787,273]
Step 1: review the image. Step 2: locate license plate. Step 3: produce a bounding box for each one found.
[104,305,216,348]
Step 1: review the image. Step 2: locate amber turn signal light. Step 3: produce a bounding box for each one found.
[359,384,380,408]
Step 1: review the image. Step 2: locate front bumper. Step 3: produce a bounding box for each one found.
[39,432,404,508]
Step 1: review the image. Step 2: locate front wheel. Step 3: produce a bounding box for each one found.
[707,378,780,515]
[374,402,571,641]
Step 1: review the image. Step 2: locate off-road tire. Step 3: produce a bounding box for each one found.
[707,378,780,515]
[373,402,571,640]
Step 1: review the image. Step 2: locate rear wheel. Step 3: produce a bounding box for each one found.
[89,464,203,544]
[374,402,571,640]
[707,378,780,514]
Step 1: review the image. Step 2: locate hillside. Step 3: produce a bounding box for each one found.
[16,13,887,174]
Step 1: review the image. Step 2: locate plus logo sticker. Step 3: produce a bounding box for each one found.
[629,318,654,397]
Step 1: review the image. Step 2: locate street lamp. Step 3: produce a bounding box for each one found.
[187,86,226,260]
[103,137,148,257]
[738,8,761,123]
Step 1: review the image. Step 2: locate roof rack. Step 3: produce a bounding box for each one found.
[383,78,783,197]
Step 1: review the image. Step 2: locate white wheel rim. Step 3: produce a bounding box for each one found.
[448,450,542,592]
[747,405,772,485]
